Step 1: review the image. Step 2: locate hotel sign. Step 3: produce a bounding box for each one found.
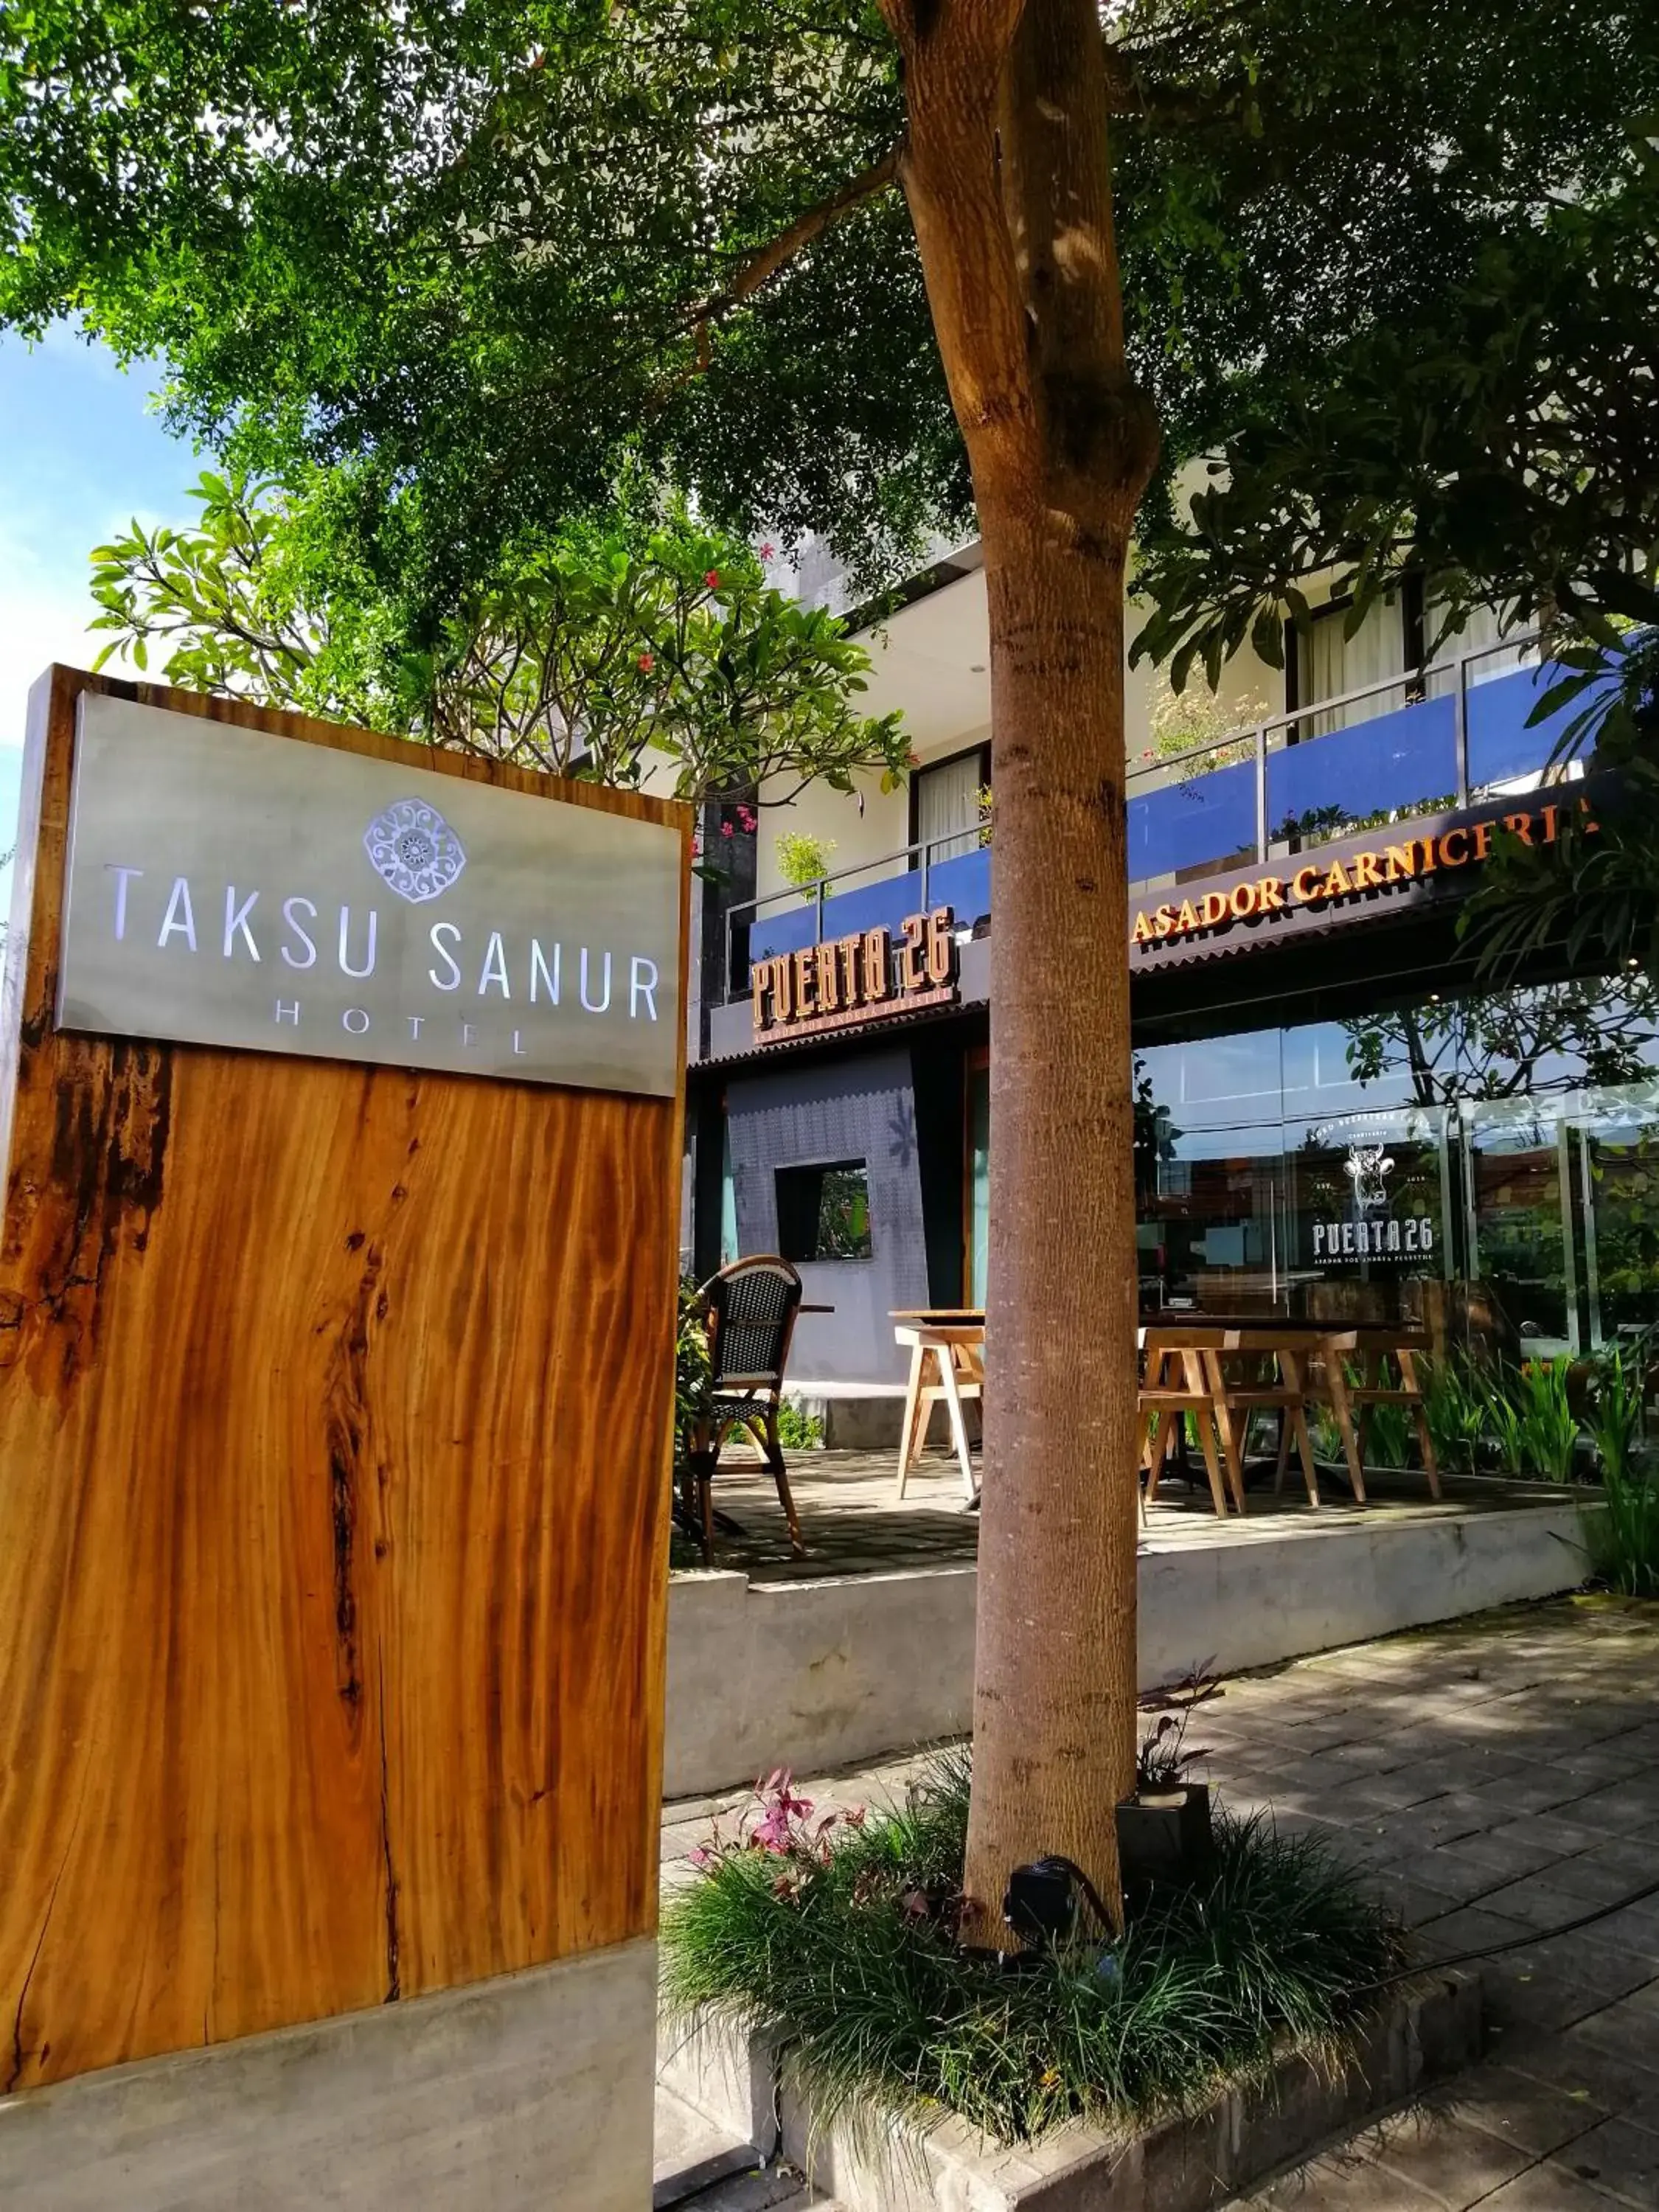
[1132,798,1575,953]
[57,694,683,1096]
[752,906,959,1043]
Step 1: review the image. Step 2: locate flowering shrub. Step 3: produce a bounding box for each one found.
[1143,683,1271,773]
[688,1770,866,1897]
[715,800,759,842]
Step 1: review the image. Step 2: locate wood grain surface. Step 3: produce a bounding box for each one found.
[0,669,687,2091]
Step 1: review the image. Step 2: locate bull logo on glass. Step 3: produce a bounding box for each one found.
[1312,1139,1433,1266]
[1343,1145,1395,1213]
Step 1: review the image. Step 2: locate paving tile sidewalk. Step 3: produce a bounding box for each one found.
[659,1596,1659,2211]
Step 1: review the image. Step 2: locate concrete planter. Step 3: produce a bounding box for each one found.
[664,1497,1591,1801]
[663,1968,1481,2212]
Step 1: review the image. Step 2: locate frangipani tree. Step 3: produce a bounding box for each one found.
[88,473,908,810]
[5,0,1655,1933]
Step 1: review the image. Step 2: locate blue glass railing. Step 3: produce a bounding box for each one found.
[1124,640,1607,888]
[726,633,1612,1001]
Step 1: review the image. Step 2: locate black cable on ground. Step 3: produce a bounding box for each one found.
[1355,1871,1659,1995]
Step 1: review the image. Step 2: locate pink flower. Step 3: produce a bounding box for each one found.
[747,1769,816,1854]
[687,1844,714,1871]
[719,821,734,838]
[736,804,757,832]
[705,569,720,589]
[637,651,655,672]
[759,542,776,562]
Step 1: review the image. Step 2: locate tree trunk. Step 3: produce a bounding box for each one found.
[882,0,1158,1942]
[964,498,1143,1941]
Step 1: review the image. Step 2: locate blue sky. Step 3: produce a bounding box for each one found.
[0,327,202,892]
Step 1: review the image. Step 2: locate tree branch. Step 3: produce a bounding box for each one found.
[677,141,904,337]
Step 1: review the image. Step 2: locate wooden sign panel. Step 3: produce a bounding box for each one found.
[0,670,688,2092]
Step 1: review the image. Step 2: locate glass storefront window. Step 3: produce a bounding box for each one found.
[1137,1125,1286,1312]
[1466,1104,1574,1354]
[1134,975,1659,1350]
[1288,1105,1449,1319]
[1576,1096,1659,1349]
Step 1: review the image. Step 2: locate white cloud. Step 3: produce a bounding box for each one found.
[0,572,113,754]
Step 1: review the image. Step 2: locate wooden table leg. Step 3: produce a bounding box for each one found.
[936,1345,978,1502]
[1199,1349,1247,1514]
[1323,1347,1368,1503]
[1398,1348,1442,1500]
[1189,1350,1236,1517]
[894,1340,927,1498]
[1194,1407,1231,1518]
[1280,1349,1322,1509]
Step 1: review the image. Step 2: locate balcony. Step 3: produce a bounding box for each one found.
[719,636,1598,1006]
[1125,635,1601,891]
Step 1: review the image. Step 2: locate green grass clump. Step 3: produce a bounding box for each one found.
[661,1753,1405,2147]
[1585,1462,1659,1597]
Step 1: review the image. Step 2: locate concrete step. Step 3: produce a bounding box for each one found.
[653,2084,828,2211]
[661,2165,824,2211]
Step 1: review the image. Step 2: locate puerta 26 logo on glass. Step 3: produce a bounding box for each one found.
[1310,1141,1436,1265]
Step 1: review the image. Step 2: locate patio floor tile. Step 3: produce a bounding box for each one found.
[1545,2116,1659,2209]
[658,1595,1659,2210]
[1427,2059,1609,2160]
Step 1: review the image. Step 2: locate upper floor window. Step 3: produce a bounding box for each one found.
[914,742,990,865]
[1291,594,1408,739]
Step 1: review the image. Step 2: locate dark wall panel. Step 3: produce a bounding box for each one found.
[726,1048,928,1384]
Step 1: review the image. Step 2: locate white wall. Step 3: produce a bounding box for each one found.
[755,550,1287,900]
[755,763,911,908]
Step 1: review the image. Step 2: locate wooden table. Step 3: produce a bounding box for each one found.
[1139,1318,1439,1509]
[892,1310,984,1503]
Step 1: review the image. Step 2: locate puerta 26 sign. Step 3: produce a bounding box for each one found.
[56,695,683,1096]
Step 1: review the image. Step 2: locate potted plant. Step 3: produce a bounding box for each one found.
[1116,1705,1216,1893]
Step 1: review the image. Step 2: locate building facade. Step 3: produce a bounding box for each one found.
[685,549,1655,1400]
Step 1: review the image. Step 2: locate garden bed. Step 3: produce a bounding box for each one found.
[664,1968,1481,2212]
[660,1756,1478,2208]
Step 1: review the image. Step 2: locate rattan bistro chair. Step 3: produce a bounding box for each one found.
[682,1256,806,1562]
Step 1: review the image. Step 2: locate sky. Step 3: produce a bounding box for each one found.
[0,327,202,901]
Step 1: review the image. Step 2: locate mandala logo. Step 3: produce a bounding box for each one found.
[362,798,467,903]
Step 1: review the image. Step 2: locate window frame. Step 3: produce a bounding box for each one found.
[773,1157,875,1265]
[908,737,992,854]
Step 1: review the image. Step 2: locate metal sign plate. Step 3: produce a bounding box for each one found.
[58,695,683,1096]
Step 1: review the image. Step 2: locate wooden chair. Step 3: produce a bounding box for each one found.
[1203,1335,1322,1509]
[1307,1330,1441,1502]
[1140,1336,1235,1518]
[681,1256,806,1560]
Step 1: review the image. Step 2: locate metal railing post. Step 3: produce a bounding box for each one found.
[1453,653,1470,807]
[920,835,930,912]
[815,877,825,943]
[1254,726,1268,863]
